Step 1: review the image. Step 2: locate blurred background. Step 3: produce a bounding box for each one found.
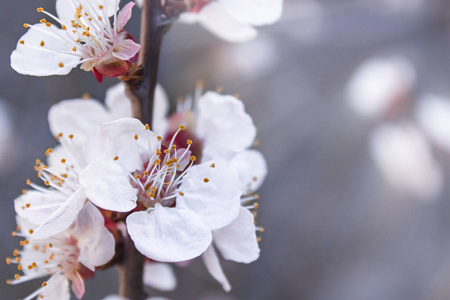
[3,0,450,299]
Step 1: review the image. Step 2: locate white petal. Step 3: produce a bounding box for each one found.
[11,24,80,76]
[201,246,231,292]
[220,0,283,26]
[48,98,109,148]
[112,39,141,61]
[15,190,66,226]
[127,204,212,262]
[83,118,157,172]
[143,262,177,291]
[39,273,70,300]
[197,2,258,42]
[197,92,256,161]
[416,94,450,151]
[213,207,260,263]
[230,150,267,193]
[80,162,137,212]
[105,83,133,121]
[116,2,135,32]
[31,187,86,239]
[74,202,115,270]
[369,123,443,200]
[177,161,241,230]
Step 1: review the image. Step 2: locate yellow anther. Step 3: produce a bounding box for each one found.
[44,180,50,186]
[44,260,49,264]
[23,23,29,28]
[151,186,156,192]
[134,134,138,140]
[203,178,209,183]
[22,189,27,195]
[210,163,215,168]
[253,176,258,181]
[164,149,170,154]
[40,41,45,47]
[257,237,262,243]
[42,282,47,287]
[6,258,11,264]
[253,203,259,209]
[61,174,68,178]
[68,134,74,139]
[61,159,66,163]
[37,8,44,12]
[99,5,104,9]
[113,156,119,161]
[98,16,102,20]
[179,125,185,130]
[48,243,53,248]
[25,203,30,208]
[171,145,176,150]
[58,62,64,68]
[45,22,51,27]
[190,156,196,162]
[39,295,44,299]
[156,149,161,155]
[157,136,162,141]
[19,40,24,45]
[15,257,20,263]
[179,192,184,196]
[17,264,22,271]
[165,182,170,186]
[28,229,34,234]
[20,241,25,247]
[145,124,150,130]
[40,19,46,24]
[6,279,12,285]
[62,25,67,30]
[134,174,141,179]
[33,245,39,250]
[254,194,260,200]
[45,148,53,156]
[13,250,19,256]
[14,274,20,280]
[187,140,193,145]
[72,47,77,52]
[144,171,149,176]
[24,240,29,245]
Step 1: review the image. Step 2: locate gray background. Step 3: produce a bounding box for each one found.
[2,0,450,299]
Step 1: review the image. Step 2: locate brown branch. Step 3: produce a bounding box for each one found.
[116,233,146,300]
[123,0,172,126]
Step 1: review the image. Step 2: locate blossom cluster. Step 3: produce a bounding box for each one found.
[7,0,278,298]
[7,82,267,298]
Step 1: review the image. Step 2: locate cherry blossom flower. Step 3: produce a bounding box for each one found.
[14,133,88,240]
[160,89,266,291]
[369,122,443,200]
[347,56,416,120]
[11,0,140,82]
[79,118,242,262]
[7,202,115,300]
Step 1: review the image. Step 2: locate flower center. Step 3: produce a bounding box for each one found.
[130,126,197,210]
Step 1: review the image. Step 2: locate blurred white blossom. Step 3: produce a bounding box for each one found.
[347,57,416,119]
[369,122,442,200]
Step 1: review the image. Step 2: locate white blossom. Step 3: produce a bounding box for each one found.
[79,118,242,262]
[369,122,443,200]
[11,0,140,82]
[8,203,115,300]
